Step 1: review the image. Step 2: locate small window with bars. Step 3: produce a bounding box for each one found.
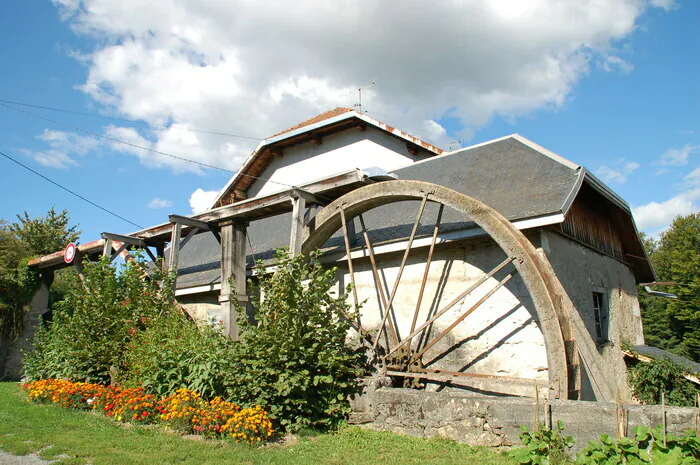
[592,291,608,343]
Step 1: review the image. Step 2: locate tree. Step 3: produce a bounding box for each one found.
[0,208,81,338]
[10,207,80,256]
[640,213,700,361]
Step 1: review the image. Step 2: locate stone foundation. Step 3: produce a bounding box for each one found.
[349,378,699,450]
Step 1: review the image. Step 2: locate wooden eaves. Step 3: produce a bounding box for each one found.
[28,168,377,271]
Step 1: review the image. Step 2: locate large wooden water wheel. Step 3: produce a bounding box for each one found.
[302,180,579,400]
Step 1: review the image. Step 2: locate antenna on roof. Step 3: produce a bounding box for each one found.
[353,81,376,114]
[446,138,463,151]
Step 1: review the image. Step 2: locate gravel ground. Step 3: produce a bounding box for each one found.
[0,449,56,464]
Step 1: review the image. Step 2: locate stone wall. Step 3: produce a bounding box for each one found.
[1,273,52,381]
[350,381,699,450]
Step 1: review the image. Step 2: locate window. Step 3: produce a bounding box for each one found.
[592,291,608,343]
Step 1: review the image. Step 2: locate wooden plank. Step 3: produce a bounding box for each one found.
[289,193,306,256]
[101,232,147,247]
[133,169,369,241]
[178,227,200,250]
[220,221,247,340]
[168,214,212,231]
[168,223,182,290]
[102,238,113,257]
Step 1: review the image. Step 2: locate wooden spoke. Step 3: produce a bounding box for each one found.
[358,214,394,351]
[385,256,515,358]
[340,208,360,309]
[404,204,444,356]
[372,194,429,351]
[411,270,518,364]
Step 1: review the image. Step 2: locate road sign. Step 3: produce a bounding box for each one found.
[64,242,77,264]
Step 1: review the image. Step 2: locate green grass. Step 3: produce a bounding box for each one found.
[0,382,514,464]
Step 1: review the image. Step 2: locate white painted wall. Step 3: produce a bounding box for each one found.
[248,127,432,198]
[334,241,549,390]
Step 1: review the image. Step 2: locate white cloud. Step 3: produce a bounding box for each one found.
[632,188,700,233]
[21,129,99,169]
[189,188,218,214]
[47,0,670,173]
[595,160,640,184]
[650,0,678,12]
[602,55,634,74]
[147,197,173,209]
[685,167,700,185]
[660,144,699,166]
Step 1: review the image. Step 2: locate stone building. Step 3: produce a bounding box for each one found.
[14,108,655,403]
[171,108,654,402]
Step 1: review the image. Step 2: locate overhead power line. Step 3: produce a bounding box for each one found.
[0,102,237,174]
[0,149,143,229]
[0,101,331,195]
[0,98,264,141]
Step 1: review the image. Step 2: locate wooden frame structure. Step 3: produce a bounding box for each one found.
[28,168,374,340]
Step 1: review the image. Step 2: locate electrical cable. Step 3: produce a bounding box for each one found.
[0,149,144,229]
[0,101,237,174]
[0,98,264,141]
[0,101,307,191]
[0,102,344,203]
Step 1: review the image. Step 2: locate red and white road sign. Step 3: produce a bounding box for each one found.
[64,242,77,264]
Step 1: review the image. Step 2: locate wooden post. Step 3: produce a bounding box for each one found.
[168,222,182,290]
[289,191,306,256]
[72,252,87,289]
[220,220,247,340]
[102,238,113,257]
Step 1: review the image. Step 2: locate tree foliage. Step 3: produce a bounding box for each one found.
[0,208,80,339]
[639,213,700,361]
[23,256,178,383]
[226,250,368,431]
[10,207,80,256]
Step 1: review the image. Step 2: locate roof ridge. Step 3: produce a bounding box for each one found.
[270,107,355,138]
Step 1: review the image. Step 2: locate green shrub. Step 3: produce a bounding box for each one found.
[227,250,368,431]
[577,426,699,464]
[121,313,239,399]
[513,420,574,465]
[627,356,699,407]
[23,256,177,383]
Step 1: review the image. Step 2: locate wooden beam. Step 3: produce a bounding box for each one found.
[294,189,328,206]
[101,232,147,248]
[289,193,306,256]
[102,238,113,257]
[168,214,212,231]
[168,223,182,290]
[220,221,247,340]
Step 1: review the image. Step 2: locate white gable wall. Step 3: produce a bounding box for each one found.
[248,127,433,198]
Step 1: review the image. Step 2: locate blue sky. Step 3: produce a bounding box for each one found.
[0,0,698,246]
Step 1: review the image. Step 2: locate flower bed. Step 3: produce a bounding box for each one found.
[22,379,273,444]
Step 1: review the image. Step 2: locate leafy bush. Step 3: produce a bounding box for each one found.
[227,250,367,431]
[121,312,238,399]
[22,256,177,383]
[577,426,699,464]
[513,420,574,465]
[627,356,699,407]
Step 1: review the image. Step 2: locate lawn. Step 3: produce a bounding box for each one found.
[0,382,514,465]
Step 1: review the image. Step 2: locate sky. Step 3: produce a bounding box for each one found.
[0,0,698,247]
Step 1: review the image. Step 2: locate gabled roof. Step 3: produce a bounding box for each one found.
[270,107,355,137]
[177,133,654,290]
[212,108,444,208]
